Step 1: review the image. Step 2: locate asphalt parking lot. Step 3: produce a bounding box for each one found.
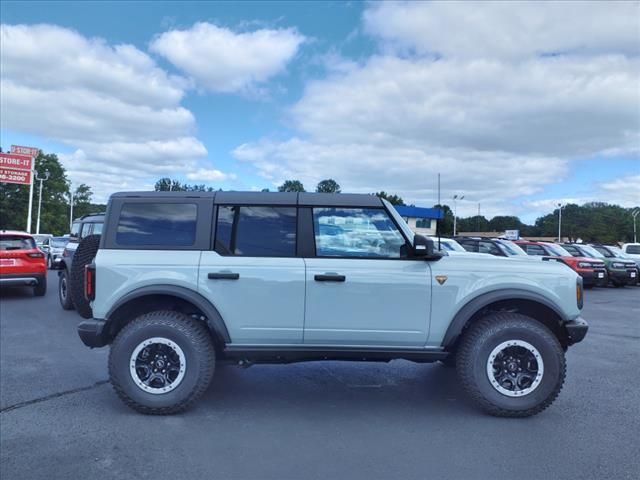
[1,272,639,480]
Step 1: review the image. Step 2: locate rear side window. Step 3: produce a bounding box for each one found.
[627,245,640,254]
[479,240,501,255]
[524,244,546,256]
[116,203,197,246]
[215,206,297,257]
[0,236,36,250]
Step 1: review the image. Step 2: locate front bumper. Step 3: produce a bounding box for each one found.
[78,319,110,348]
[609,269,638,285]
[579,269,608,287]
[564,317,589,345]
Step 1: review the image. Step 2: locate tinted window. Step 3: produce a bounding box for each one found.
[525,244,546,256]
[116,203,197,246]
[90,223,104,236]
[627,245,640,254]
[215,206,297,257]
[562,245,580,257]
[479,240,501,256]
[312,208,407,258]
[458,240,478,252]
[0,236,36,250]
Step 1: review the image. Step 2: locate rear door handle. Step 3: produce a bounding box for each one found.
[314,274,346,282]
[208,272,240,280]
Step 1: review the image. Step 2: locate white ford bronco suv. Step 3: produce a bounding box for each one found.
[76,191,588,416]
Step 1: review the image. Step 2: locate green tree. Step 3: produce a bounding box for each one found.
[316,179,341,193]
[374,191,405,205]
[434,204,453,236]
[278,180,306,192]
[154,177,185,191]
[488,216,524,232]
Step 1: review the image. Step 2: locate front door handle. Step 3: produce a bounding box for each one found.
[208,272,240,280]
[314,274,346,282]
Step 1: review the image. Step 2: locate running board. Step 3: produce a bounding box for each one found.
[223,345,449,365]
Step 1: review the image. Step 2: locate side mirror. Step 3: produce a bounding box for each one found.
[412,234,434,258]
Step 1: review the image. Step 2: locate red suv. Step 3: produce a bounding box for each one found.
[0,231,47,296]
[515,240,608,288]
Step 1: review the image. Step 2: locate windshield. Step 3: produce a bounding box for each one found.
[544,243,572,257]
[592,245,614,258]
[51,237,69,248]
[580,245,605,258]
[608,247,628,259]
[496,240,527,256]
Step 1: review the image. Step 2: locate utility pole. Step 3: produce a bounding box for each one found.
[632,209,639,243]
[35,170,50,234]
[557,203,563,242]
[477,202,481,231]
[453,194,464,236]
[26,159,35,233]
[69,185,74,232]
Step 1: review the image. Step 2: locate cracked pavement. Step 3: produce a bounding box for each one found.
[1,272,639,479]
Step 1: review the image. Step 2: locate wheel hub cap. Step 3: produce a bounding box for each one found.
[486,340,544,397]
[129,337,186,395]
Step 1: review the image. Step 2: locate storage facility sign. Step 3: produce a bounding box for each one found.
[0,167,32,185]
[0,153,33,171]
[10,145,40,158]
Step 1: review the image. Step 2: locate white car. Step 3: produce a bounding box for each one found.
[617,244,640,270]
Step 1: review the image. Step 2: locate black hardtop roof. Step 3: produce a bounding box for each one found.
[73,212,105,222]
[110,191,384,208]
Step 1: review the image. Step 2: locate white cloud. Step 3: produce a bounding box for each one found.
[0,24,231,200]
[363,1,640,60]
[150,22,305,93]
[598,175,640,206]
[186,168,236,182]
[235,2,640,217]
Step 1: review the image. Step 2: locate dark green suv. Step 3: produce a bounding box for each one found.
[562,244,638,287]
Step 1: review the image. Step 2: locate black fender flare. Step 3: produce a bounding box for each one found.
[105,284,231,344]
[442,288,569,348]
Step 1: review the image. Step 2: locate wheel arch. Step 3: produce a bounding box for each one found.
[104,285,231,348]
[443,289,569,349]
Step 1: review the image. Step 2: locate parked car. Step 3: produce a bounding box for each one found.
[590,244,639,286]
[620,243,640,268]
[77,191,587,417]
[562,243,637,287]
[0,230,47,296]
[456,237,542,261]
[47,236,70,269]
[58,213,104,310]
[33,234,53,256]
[515,241,608,288]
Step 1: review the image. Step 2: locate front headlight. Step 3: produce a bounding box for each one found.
[577,262,591,268]
[612,262,625,269]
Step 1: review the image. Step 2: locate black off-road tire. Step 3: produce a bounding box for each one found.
[456,312,566,418]
[58,269,74,310]
[70,235,101,319]
[109,311,216,415]
[34,276,47,296]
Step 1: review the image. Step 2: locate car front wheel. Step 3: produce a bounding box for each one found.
[109,311,215,415]
[456,312,565,417]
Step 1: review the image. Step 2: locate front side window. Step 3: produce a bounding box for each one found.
[91,223,104,236]
[116,203,197,246]
[215,206,297,257]
[525,244,547,256]
[479,240,501,255]
[312,208,407,258]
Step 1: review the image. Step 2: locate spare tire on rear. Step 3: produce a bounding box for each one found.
[70,234,101,319]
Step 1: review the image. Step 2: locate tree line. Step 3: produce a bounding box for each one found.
[0,152,103,236]
[2,160,637,243]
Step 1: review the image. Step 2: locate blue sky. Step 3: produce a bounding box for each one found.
[1,1,638,223]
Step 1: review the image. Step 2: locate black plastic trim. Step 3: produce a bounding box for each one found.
[223,345,448,364]
[564,316,588,345]
[105,285,231,343]
[442,289,569,347]
[77,319,109,348]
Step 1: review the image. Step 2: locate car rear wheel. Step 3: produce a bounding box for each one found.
[34,276,47,297]
[456,312,565,417]
[109,311,215,415]
[58,269,74,310]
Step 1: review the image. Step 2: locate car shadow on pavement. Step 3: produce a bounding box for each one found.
[189,360,476,418]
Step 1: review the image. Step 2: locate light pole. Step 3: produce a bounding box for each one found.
[453,194,464,236]
[632,209,639,243]
[557,203,563,242]
[69,185,74,232]
[35,170,50,234]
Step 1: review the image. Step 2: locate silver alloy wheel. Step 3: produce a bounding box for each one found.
[60,276,67,300]
[486,340,544,397]
[129,337,186,395]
